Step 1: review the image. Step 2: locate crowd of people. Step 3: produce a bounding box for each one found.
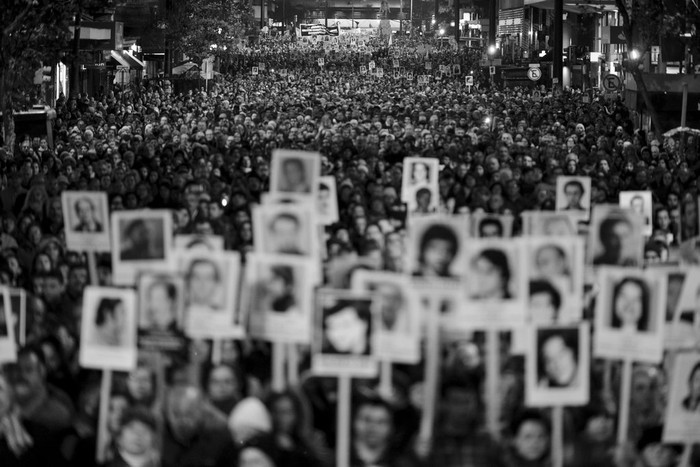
[0,33,699,467]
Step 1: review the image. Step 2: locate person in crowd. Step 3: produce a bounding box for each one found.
[501,410,551,467]
[105,407,160,467]
[204,363,243,418]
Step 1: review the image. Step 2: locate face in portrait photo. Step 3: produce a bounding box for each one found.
[62,191,111,251]
[73,196,104,232]
[139,275,181,332]
[663,352,700,443]
[533,244,570,279]
[467,248,513,300]
[620,191,653,235]
[92,297,127,347]
[589,207,643,267]
[681,361,700,412]
[478,217,504,238]
[537,328,580,388]
[263,265,299,314]
[185,258,224,310]
[369,281,408,333]
[556,176,591,221]
[413,223,459,278]
[562,180,586,211]
[254,203,315,257]
[317,176,339,225]
[270,150,320,200]
[529,279,563,324]
[119,218,165,261]
[322,299,372,356]
[523,212,576,237]
[610,277,650,332]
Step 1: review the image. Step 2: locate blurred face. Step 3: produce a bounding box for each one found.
[353,405,392,449]
[270,216,301,253]
[422,238,454,275]
[614,281,643,328]
[325,307,367,354]
[128,368,154,402]
[239,448,276,467]
[100,302,126,346]
[641,444,677,467]
[472,256,505,298]
[271,396,297,433]
[535,247,566,277]
[530,292,557,323]
[564,184,582,207]
[208,366,237,401]
[188,261,219,305]
[514,420,549,461]
[147,282,175,329]
[167,391,203,441]
[542,336,577,385]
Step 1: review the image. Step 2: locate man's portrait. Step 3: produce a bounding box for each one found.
[556,176,592,221]
[270,149,321,201]
[73,197,103,232]
[589,206,643,267]
[62,191,111,252]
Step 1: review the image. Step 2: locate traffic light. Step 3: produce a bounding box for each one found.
[33,65,52,85]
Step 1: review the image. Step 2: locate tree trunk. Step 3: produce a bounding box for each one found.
[1,92,16,156]
[70,6,82,98]
[630,68,664,134]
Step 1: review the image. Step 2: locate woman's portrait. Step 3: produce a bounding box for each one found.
[468,248,513,300]
[537,329,580,388]
[141,279,178,332]
[322,300,372,356]
[611,277,650,332]
[261,265,298,314]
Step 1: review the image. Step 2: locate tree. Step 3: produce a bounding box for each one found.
[165,0,254,65]
[614,0,665,133]
[1,0,78,153]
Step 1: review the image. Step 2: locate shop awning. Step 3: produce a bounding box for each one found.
[109,50,145,70]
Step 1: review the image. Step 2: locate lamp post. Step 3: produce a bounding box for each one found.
[488,44,496,87]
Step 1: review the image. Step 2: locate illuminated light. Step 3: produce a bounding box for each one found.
[488,45,496,55]
[630,49,640,60]
[485,117,491,124]
[439,28,445,35]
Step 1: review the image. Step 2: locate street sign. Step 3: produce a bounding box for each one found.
[552,77,560,84]
[602,74,621,91]
[489,66,496,75]
[528,67,542,81]
[116,65,129,71]
[465,76,474,86]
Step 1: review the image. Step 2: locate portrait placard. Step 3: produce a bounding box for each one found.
[0,287,17,363]
[555,176,592,222]
[462,239,527,328]
[587,205,644,268]
[526,323,590,407]
[312,289,377,378]
[351,270,420,363]
[525,237,585,325]
[400,157,439,214]
[407,214,469,280]
[666,267,700,349]
[79,286,137,371]
[269,149,321,202]
[663,351,700,442]
[111,209,173,285]
[471,213,515,238]
[252,201,318,257]
[137,272,187,352]
[619,191,653,236]
[179,250,243,339]
[318,175,339,225]
[594,267,667,362]
[62,191,111,251]
[246,253,316,343]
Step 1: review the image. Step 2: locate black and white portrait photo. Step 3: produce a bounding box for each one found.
[594,267,667,363]
[313,289,377,378]
[472,213,514,238]
[246,253,315,343]
[663,352,700,443]
[137,272,186,352]
[111,210,173,285]
[526,323,590,407]
[408,215,468,280]
[620,191,653,236]
[522,212,577,237]
[253,202,317,257]
[401,157,439,214]
[556,176,592,222]
[79,286,137,371]
[0,287,17,363]
[587,205,644,268]
[62,191,111,251]
[269,149,321,201]
[318,175,339,225]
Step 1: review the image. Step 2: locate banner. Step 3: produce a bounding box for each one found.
[298,24,340,36]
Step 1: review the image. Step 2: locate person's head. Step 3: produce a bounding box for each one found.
[353,397,393,450]
[206,364,240,402]
[630,195,645,214]
[127,366,155,404]
[538,329,579,387]
[563,179,584,207]
[145,279,177,329]
[440,381,483,435]
[611,277,650,331]
[323,300,371,354]
[417,223,458,276]
[125,219,149,247]
[269,213,302,253]
[411,161,430,183]
[511,410,550,462]
[94,298,126,345]
[471,248,511,299]
[116,407,158,457]
[534,244,568,277]
[187,259,221,305]
[478,218,504,238]
[165,385,205,442]
[637,426,681,467]
[599,216,633,261]
[266,391,305,436]
[238,436,280,467]
[0,373,12,418]
[8,346,47,404]
[529,280,562,323]
[282,158,306,188]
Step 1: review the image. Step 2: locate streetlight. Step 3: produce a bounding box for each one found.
[439,28,445,36]
[487,45,496,87]
[629,49,640,61]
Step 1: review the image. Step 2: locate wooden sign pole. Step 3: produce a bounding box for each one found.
[486,329,501,439]
[336,375,352,467]
[616,358,633,444]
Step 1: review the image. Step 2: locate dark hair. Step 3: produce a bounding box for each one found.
[611,277,650,331]
[529,280,562,316]
[119,406,158,433]
[509,409,551,438]
[688,361,700,387]
[563,179,584,194]
[599,216,631,240]
[74,197,96,215]
[353,396,394,427]
[415,187,432,199]
[147,279,177,301]
[473,248,511,291]
[269,212,300,230]
[323,299,371,353]
[95,298,122,326]
[418,223,458,265]
[536,328,579,386]
[124,219,147,238]
[478,217,503,237]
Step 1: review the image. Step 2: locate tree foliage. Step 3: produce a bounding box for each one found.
[1,0,78,152]
[166,0,255,63]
